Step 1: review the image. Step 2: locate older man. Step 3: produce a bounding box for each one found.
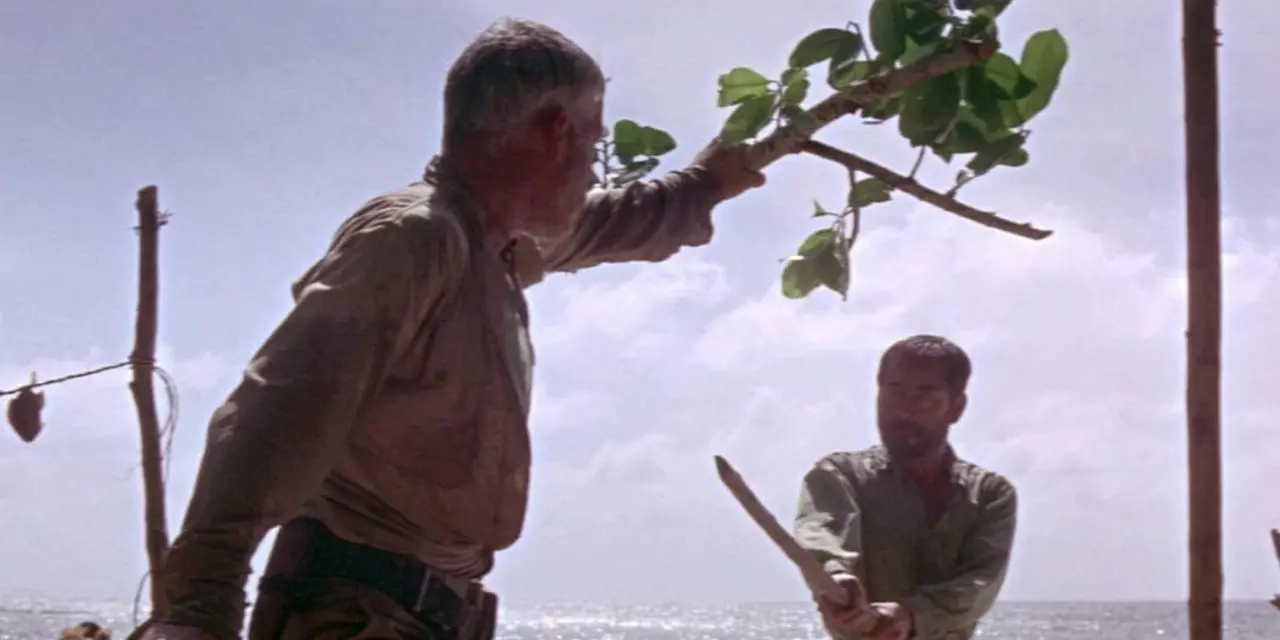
[796,335,1018,640]
[134,17,765,640]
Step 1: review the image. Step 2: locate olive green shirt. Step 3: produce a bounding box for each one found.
[160,164,725,640]
[794,446,1017,640]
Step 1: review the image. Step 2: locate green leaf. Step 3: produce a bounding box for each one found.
[826,34,867,89]
[1016,29,1069,124]
[898,71,961,145]
[931,113,990,160]
[611,119,645,161]
[778,256,819,298]
[905,5,949,46]
[966,132,1026,175]
[781,229,850,300]
[984,53,1037,101]
[717,67,773,107]
[638,126,676,156]
[848,178,894,208]
[789,28,861,69]
[781,68,810,106]
[781,256,819,299]
[958,11,998,42]
[862,95,902,122]
[797,228,838,255]
[829,59,870,90]
[810,236,852,298]
[611,120,677,162]
[782,80,809,106]
[998,147,1029,167]
[782,104,818,128]
[969,0,1012,16]
[950,116,994,154]
[613,156,661,184]
[720,94,778,144]
[965,58,1034,132]
[869,0,909,61]
[964,66,1004,131]
[899,37,943,67]
[812,199,834,217]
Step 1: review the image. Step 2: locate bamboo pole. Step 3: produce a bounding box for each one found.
[1180,2,1223,639]
[128,185,171,618]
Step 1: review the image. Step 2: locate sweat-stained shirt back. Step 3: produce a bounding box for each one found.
[159,164,725,640]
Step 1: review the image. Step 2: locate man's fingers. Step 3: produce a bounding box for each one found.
[818,594,875,631]
[836,609,863,623]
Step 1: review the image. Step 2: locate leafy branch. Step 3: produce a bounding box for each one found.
[799,140,1050,239]
[593,0,1069,300]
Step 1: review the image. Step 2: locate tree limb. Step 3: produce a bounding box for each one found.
[746,40,996,169]
[800,140,1053,241]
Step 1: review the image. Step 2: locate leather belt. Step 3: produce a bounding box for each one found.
[268,518,484,636]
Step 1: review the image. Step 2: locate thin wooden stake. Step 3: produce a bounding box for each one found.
[128,185,171,618]
[1271,529,1279,612]
[1181,2,1223,639]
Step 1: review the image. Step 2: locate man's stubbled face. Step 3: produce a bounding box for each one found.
[526,95,604,240]
[876,353,964,460]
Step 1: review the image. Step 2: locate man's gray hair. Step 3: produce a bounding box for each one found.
[443,18,605,152]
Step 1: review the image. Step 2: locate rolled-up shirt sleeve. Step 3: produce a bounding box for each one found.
[540,167,725,273]
[159,207,466,640]
[794,458,863,583]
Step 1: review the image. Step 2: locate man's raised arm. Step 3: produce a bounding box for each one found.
[540,143,764,274]
[901,476,1018,640]
[158,207,465,640]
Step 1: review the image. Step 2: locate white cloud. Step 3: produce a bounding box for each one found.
[5,0,1280,616]
[535,257,730,357]
[495,198,1280,603]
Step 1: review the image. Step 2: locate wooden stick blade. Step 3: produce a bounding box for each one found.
[713,455,847,605]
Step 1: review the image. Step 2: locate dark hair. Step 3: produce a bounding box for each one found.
[877,334,972,395]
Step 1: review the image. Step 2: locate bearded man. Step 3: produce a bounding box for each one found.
[133,17,765,640]
[795,335,1018,640]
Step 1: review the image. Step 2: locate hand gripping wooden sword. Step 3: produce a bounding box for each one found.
[713,455,883,635]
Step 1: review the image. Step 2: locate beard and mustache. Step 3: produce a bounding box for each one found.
[878,418,949,459]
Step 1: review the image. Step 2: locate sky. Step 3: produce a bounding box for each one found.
[1,0,1278,608]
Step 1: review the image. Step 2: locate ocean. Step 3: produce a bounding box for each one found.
[3,600,1275,640]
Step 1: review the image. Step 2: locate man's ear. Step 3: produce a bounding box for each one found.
[949,393,968,423]
[530,105,572,149]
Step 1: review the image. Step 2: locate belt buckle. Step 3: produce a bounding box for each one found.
[411,571,431,614]
[411,569,445,617]
[454,583,485,640]
[411,570,474,634]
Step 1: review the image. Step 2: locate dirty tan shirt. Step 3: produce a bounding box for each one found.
[794,446,1017,640]
[160,166,724,639]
